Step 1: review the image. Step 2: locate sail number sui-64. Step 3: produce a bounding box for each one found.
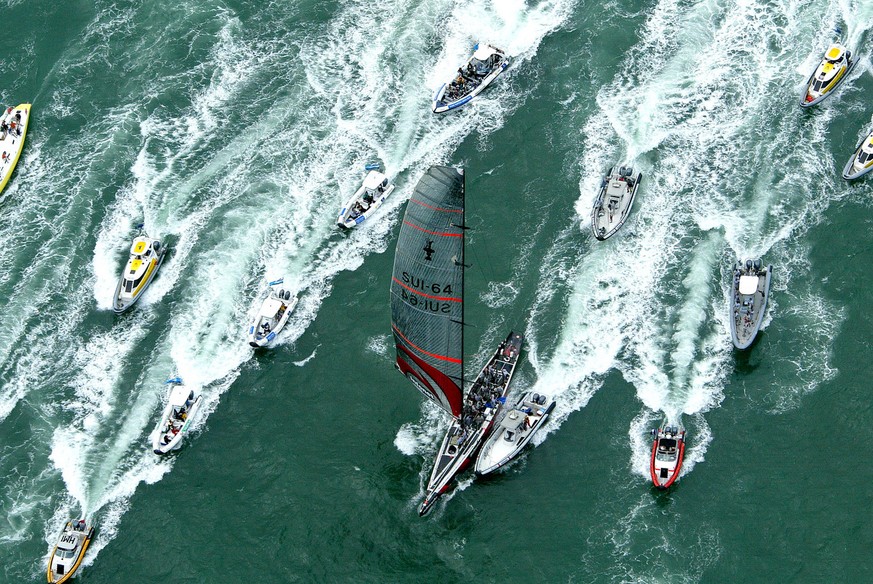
[399,271,455,313]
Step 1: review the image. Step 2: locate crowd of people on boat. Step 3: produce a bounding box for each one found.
[444,62,488,102]
[0,109,22,141]
[458,363,509,438]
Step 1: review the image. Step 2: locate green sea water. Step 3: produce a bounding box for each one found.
[1,0,873,582]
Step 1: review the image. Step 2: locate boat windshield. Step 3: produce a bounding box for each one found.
[470,57,491,76]
[657,438,677,455]
[59,548,78,559]
[859,151,873,164]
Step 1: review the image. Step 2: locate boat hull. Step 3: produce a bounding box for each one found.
[152,394,203,455]
[729,261,772,350]
[337,183,395,229]
[0,104,31,197]
[419,331,524,516]
[474,395,555,475]
[800,54,855,108]
[432,52,509,114]
[47,523,93,584]
[650,437,685,489]
[842,134,873,180]
[112,246,167,314]
[248,296,297,347]
[590,167,641,241]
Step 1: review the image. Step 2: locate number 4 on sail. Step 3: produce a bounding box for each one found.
[389,165,524,516]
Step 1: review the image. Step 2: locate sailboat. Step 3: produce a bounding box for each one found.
[390,165,524,516]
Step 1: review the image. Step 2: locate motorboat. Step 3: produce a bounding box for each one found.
[46,519,93,583]
[474,391,555,475]
[590,165,641,240]
[650,421,686,489]
[336,169,395,228]
[151,377,202,455]
[0,104,31,196]
[432,44,509,113]
[417,331,524,516]
[842,126,873,180]
[248,279,298,347]
[112,231,167,314]
[800,42,855,107]
[730,259,772,350]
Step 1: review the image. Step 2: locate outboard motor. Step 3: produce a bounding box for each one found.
[745,260,753,271]
[284,290,292,301]
[532,393,539,404]
[537,394,547,405]
[278,289,285,299]
[753,259,762,271]
[154,241,160,250]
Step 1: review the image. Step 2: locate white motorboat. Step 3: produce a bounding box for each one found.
[248,279,298,347]
[432,44,509,113]
[590,165,641,240]
[0,103,31,197]
[730,259,772,350]
[474,391,555,475]
[112,231,167,314]
[800,42,855,107]
[151,377,202,455]
[842,126,873,180]
[336,170,395,228]
[46,519,93,583]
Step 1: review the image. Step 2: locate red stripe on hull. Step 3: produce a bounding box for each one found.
[395,343,463,417]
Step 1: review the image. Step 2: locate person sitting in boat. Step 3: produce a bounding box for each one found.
[262,322,271,334]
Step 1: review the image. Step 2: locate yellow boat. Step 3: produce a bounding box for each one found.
[801,44,854,107]
[112,232,168,313]
[0,103,31,195]
[46,519,94,583]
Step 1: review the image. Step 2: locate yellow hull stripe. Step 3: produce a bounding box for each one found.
[821,66,847,95]
[46,528,92,584]
[0,103,31,196]
[131,258,157,298]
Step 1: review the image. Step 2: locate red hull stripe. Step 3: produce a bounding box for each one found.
[392,277,461,303]
[397,344,463,416]
[410,198,463,214]
[403,220,462,238]
[392,324,462,364]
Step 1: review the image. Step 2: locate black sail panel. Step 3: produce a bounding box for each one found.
[390,166,465,418]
